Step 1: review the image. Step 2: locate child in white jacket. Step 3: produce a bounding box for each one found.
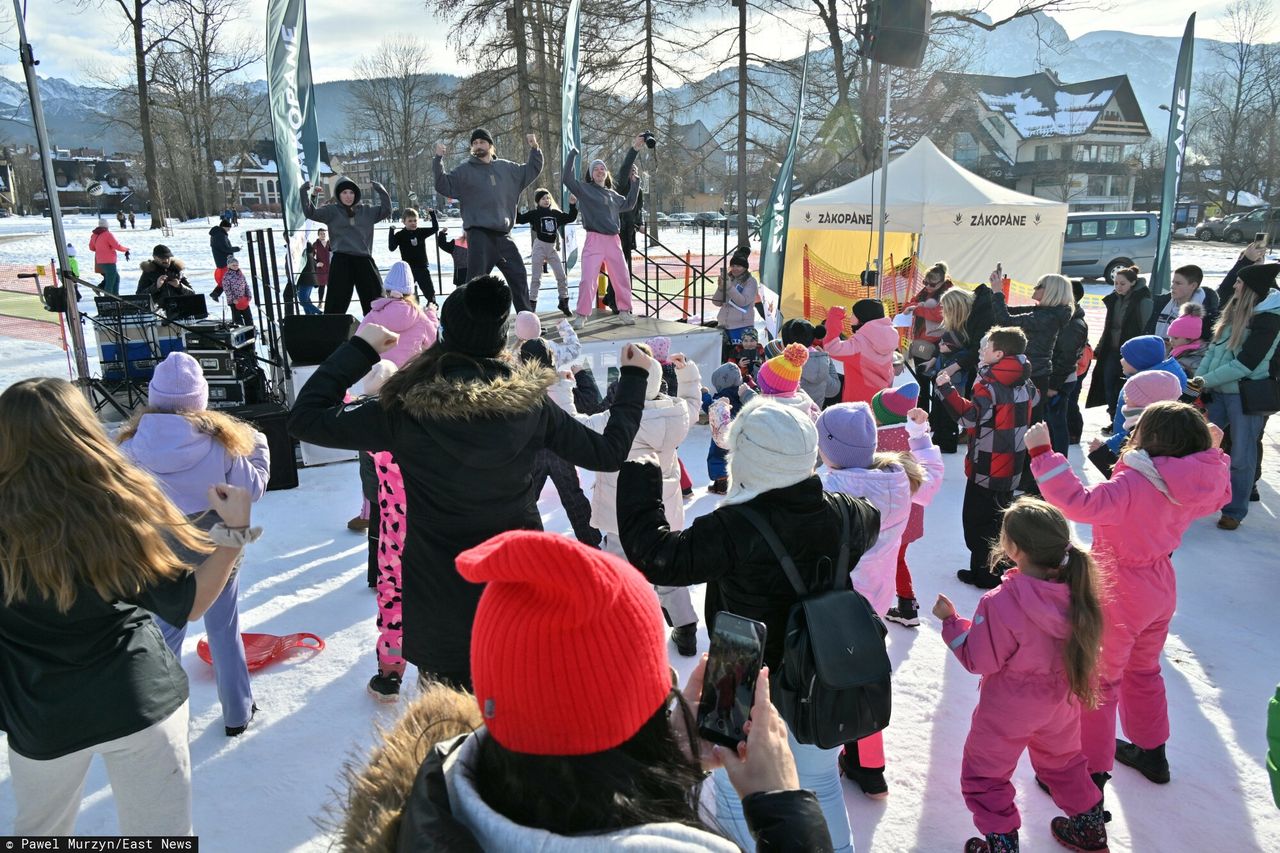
[550,342,703,656]
[816,398,944,801]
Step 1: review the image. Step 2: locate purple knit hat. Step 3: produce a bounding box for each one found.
[816,402,878,470]
[148,352,208,412]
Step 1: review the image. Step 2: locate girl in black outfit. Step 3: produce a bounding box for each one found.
[388,208,440,305]
[1086,265,1152,423]
[300,177,391,315]
[288,275,648,690]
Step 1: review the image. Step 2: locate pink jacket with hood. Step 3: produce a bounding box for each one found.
[357,298,438,369]
[820,419,944,614]
[89,225,128,265]
[822,311,901,404]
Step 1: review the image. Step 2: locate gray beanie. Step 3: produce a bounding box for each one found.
[711,363,742,392]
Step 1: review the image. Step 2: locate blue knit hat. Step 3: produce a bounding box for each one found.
[1120,335,1167,372]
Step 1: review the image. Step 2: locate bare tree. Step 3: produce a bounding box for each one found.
[74,0,178,228]
[349,37,449,208]
[1195,0,1274,211]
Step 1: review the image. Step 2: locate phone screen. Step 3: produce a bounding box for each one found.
[697,612,767,748]
[1256,232,1269,246]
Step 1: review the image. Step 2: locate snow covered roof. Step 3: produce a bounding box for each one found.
[932,72,1149,141]
[1224,189,1267,208]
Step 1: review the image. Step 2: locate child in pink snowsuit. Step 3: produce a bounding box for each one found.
[1029,402,1231,784]
[935,496,1108,853]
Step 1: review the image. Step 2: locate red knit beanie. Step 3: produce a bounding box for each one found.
[456,530,671,756]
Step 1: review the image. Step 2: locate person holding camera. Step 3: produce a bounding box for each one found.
[136,244,193,303]
[339,531,833,852]
[433,129,544,313]
[300,177,392,315]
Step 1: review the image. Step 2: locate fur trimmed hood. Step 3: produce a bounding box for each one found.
[139,258,185,274]
[396,357,558,422]
[337,685,481,853]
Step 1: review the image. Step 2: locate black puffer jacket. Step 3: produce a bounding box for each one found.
[136,259,192,301]
[288,339,646,677]
[1049,303,1090,392]
[955,283,995,376]
[618,463,879,670]
[397,733,835,852]
[1086,283,1153,408]
[989,294,1071,379]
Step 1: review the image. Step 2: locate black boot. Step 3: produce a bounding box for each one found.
[837,746,888,799]
[670,624,698,657]
[1034,772,1111,823]
[1114,739,1170,783]
[226,704,259,737]
[885,596,920,627]
[558,296,571,317]
[957,569,1001,590]
[964,830,1018,852]
[1050,801,1108,852]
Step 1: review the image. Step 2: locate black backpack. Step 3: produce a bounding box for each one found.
[733,497,892,748]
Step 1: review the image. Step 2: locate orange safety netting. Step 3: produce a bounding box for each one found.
[0,265,67,350]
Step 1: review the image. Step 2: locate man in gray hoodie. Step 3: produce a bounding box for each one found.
[433,129,543,313]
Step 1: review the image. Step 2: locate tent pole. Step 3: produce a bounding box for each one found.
[875,77,892,299]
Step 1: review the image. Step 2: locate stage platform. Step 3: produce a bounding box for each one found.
[530,309,725,388]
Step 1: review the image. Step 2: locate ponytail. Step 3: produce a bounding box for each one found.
[994,497,1105,708]
[1060,544,1105,708]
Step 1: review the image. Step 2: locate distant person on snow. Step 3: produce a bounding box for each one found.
[136,244,193,304]
[89,217,129,295]
[300,177,391,315]
[433,129,544,313]
[209,218,241,286]
[128,211,136,230]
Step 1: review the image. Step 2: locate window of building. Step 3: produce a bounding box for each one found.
[1100,145,1121,163]
[240,178,257,194]
[986,116,1005,139]
[1102,110,1121,122]
[954,132,978,166]
[1110,175,1131,197]
[1087,175,1108,196]
[1034,145,1049,161]
[1060,144,1074,160]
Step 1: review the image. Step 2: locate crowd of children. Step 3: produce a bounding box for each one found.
[5,226,1277,851]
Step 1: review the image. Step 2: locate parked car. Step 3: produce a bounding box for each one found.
[667,213,695,225]
[1216,207,1280,244]
[1194,210,1253,242]
[1061,211,1159,283]
[655,212,670,224]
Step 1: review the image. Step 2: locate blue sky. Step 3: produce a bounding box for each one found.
[1,0,1274,87]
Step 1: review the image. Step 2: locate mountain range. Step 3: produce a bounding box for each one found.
[0,12,1266,156]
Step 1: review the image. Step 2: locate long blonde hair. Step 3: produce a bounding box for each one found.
[940,289,973,338]
[1213,287,1261,352]
[869,451,925,493]
[0,378,211,613]
[993,497,1104,708]
[116,407,259,457]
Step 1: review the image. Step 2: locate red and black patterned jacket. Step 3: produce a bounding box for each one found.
[938,354,1038,492]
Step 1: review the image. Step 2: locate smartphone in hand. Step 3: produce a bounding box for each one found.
[696,612,767,748]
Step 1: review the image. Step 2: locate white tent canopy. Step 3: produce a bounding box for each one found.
[790,137,1068,286]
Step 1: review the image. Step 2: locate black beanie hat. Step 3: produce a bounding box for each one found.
[152,244,173,259]
[518,338,554,369]
[471,128,494,145]
[852,298,885,326]
[440,275,512,357]
[780,317,816,347]
[1238,262,1280,301]
[730,245,751,268]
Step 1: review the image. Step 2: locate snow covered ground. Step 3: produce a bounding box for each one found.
[1,217,1278,850]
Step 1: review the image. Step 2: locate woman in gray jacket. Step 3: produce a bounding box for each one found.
[300,177,391,315]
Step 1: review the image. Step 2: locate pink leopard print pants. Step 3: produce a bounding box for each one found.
[373,451,406,678]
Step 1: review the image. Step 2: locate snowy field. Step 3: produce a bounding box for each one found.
[1,216,1278,851]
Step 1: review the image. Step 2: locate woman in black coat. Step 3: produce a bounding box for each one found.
[1086,265,1152,421]
[949,282,995,392]
[617,397,880,853]
[289,275,648,690]
[1047,299,1089,454]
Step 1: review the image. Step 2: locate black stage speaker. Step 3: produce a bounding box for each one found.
[282,314,357,366]
[863,0,932,69]
[227,402,298,491]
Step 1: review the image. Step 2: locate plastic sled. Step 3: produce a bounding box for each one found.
[196,632,325,671]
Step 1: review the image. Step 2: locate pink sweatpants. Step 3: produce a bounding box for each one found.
[575,231,632,316]
[373,451,406,678]
[962,686,1100,835]
[1081,559,1176,773]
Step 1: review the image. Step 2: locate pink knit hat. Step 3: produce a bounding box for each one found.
[1166,308,1203,340]
[1121,370,1184,430]
[644,335,671,363]
[756,343,808,396]
[514,310,541,342]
